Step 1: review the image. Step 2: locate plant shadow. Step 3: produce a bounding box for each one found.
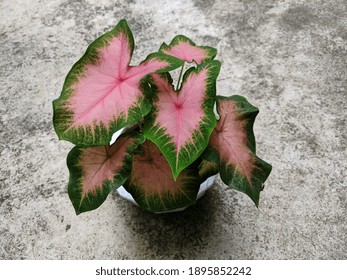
[114,183,226,259]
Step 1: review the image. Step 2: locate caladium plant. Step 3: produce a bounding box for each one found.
[53,19,272,214]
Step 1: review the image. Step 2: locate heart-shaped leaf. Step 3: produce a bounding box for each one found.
[67,131,144,214]
[123,140,200,212]
[53,19,182,146]
[143,60,221,179]
[203,96,272,206]
[159,35,217,64]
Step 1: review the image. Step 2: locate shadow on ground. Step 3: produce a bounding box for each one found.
[113,183,230,259]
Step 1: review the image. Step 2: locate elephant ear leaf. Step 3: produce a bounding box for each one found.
[123,140,201,213]
[159,35,217,64]
[203,96,272,206]
[53,19,182,146]
[144,60,221,179]
[67,131,144,214]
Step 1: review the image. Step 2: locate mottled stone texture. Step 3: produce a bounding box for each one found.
[0,0,346,259]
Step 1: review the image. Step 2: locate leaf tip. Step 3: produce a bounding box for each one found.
[117,19,130,30]
[172,169,180,182]
[254,198,260,208]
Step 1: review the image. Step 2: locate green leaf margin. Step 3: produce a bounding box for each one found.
[198,158,219,183]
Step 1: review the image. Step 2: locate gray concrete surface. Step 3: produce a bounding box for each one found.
[0,0,346,259]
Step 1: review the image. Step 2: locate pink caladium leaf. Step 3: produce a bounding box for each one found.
[143,60,221,179]
[53,19,182,146]
[67,131,145,214]
[123,140,201,212]
[159,35,217,64]
[202,96,272,206]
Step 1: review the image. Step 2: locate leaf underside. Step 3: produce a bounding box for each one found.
[67,131,144,214]
[144,60,221,179]
[203,96,272,206]
[53,19,182,146]
[123,140,201,212]
[160,35,217,64]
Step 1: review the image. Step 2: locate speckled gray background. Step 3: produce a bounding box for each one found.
[0,0,346,259]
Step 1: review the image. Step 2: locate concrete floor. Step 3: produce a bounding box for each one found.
[0,0,346,259]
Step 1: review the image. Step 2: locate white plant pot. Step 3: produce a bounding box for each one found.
[117,175,216,214]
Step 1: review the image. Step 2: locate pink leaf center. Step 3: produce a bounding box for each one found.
[152,69,208,152]
[78,136,132,197]
[163,41,207,64]
[130,141,185,195]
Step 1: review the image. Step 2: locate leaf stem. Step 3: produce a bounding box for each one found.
[176,62,185,91]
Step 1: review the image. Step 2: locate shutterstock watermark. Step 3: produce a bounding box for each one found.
[96,266,180,276]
